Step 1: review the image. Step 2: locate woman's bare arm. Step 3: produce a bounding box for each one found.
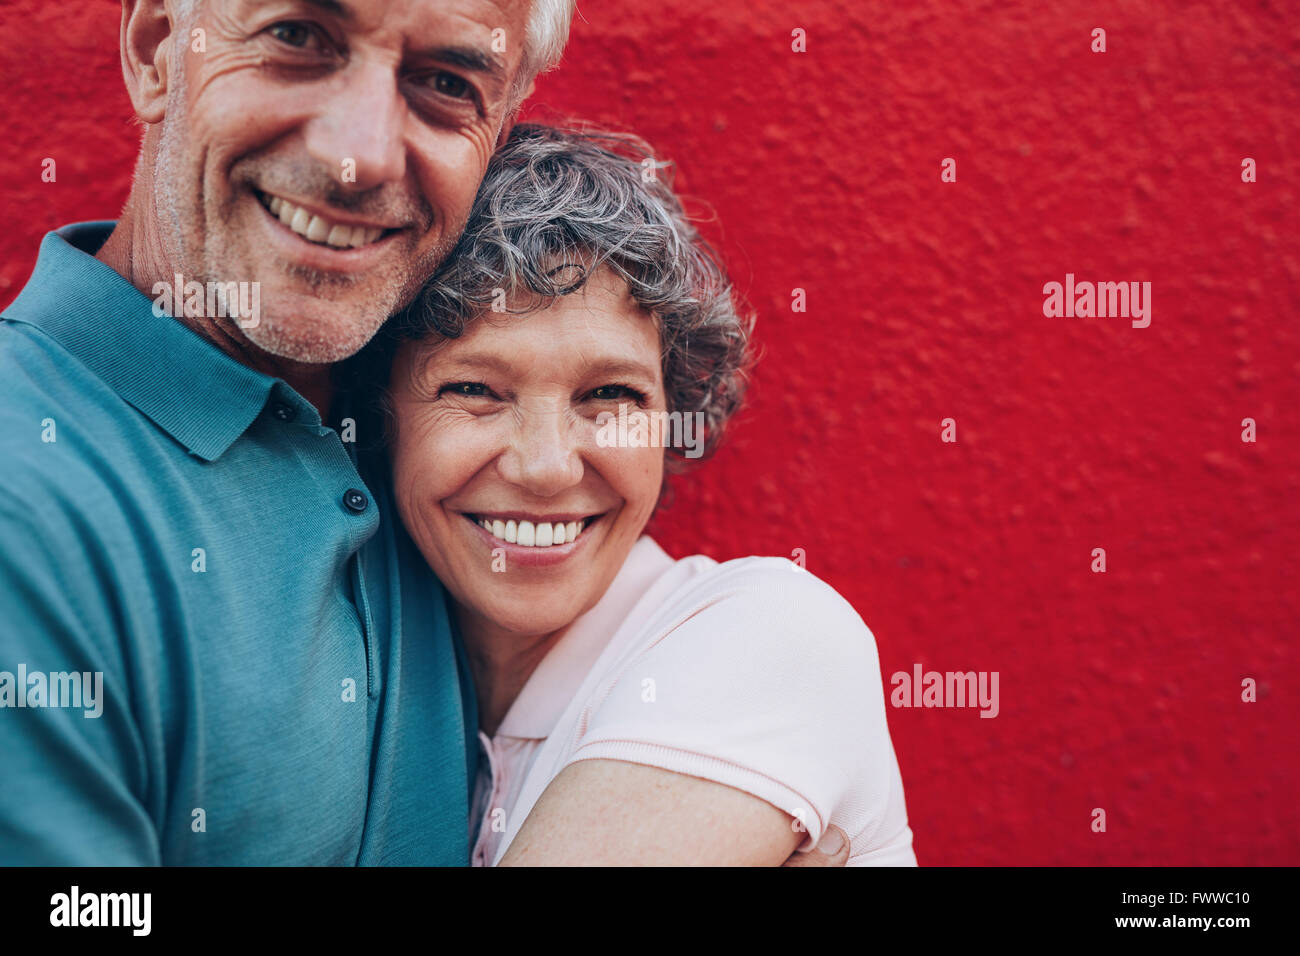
[498,758,814,866]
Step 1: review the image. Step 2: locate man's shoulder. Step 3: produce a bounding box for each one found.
[0,312,114,416]
[0,320,148,535]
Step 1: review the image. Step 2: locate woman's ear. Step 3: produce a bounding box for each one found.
[120,0,178,125]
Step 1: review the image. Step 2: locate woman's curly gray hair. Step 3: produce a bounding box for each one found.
[394,122,754,465]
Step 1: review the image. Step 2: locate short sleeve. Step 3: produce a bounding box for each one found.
[0,487,159,865]
[563,558,900,853]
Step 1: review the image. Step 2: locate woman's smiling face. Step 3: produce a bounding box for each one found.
[389,268,666,638]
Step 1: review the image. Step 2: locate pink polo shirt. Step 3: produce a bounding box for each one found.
[469,536,917,866]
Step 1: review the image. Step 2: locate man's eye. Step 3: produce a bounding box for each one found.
[439,382,492,398]
[268,22,323,50]
[427,72,473,100]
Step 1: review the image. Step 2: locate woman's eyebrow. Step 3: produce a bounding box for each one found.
[427,352,659,382]
[579,358,661,382]
[431,351,516,376]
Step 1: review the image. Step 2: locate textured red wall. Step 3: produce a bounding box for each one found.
[2,1,1296,865]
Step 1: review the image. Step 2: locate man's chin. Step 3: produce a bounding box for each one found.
[241,309,390,366]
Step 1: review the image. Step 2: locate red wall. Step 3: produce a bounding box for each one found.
[2,1,1296,865]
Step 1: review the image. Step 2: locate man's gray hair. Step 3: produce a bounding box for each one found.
[398,123,754,465]
[515,0,574,103]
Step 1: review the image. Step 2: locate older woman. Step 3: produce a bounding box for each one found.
[381,124,915,866]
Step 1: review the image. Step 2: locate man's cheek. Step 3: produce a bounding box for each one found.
[419,149,491,228]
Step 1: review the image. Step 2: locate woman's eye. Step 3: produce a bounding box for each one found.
[439,381,492,399]
[268,22,323,50]
[588,384,648,404]
[427,72,473,100]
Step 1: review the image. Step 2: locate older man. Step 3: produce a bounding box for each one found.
[0,0,570,865]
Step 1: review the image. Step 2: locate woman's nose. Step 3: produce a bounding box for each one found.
[496,407,584,497]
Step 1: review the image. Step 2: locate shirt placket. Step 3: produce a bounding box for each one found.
[472,731,508,866]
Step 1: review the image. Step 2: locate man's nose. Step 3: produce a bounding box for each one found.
[497,408,585,498]
[304,62,406,191]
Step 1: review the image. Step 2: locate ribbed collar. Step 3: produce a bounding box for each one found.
[1,222,304,461]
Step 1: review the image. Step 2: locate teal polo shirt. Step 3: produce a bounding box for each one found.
[0,222,476,865]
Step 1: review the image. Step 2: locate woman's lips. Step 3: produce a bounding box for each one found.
[461,512,602,567]
[469,513,597,547]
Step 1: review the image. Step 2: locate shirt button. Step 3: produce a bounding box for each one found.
[271,402,296,422]
[342,488,369,514]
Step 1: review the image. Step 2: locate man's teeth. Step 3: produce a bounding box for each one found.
[477,518,585,547]
[264,194,383,248]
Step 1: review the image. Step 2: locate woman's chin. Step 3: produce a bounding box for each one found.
[465,597,584,640]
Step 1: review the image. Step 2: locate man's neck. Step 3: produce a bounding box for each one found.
[94,205,336,418]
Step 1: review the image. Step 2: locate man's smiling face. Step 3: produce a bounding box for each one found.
[153,0,530,363]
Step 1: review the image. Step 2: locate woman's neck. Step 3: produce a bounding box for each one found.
[456,603,568,737]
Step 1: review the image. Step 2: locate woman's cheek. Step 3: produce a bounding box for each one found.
[393,409,454,506]
[637,449,667,522]
[593,440,664,522]
[430,412,514,493]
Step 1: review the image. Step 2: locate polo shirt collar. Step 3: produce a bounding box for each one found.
[2,222,300,461]
[495,536,678,740]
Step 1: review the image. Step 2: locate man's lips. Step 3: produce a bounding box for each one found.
[255,188,401,250]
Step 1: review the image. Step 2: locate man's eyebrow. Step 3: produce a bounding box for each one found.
[282,2,507,87]
[414,44,509,83]
[300,0,352,19]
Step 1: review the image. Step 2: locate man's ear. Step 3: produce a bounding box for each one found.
[496,76,536,146]
[120,0,178,125]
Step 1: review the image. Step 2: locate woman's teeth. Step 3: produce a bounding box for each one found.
[262,193,384,248]
[477,517,586,547]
